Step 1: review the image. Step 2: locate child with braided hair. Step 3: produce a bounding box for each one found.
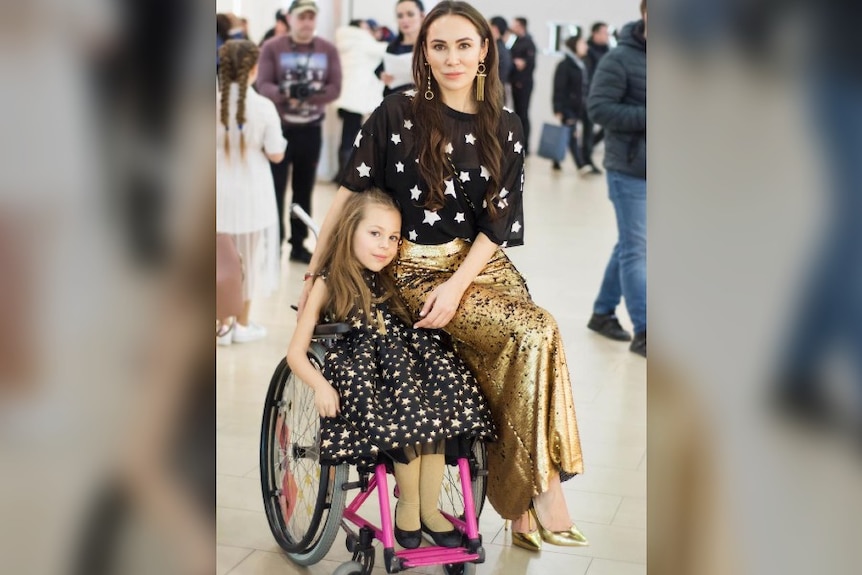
[217,39,287,345]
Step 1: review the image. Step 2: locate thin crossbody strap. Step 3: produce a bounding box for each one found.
[445,154,478,216]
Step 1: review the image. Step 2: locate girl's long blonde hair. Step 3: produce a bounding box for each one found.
[218,39,259,160]
[318,190,412,325]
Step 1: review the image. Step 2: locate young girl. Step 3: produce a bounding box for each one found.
[287,189,494,549]
[217,40,286,345]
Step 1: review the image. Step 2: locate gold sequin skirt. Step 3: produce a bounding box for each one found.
[391,238,583,519]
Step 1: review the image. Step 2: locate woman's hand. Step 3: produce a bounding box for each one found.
[314,383,341,418]
[414,278,468,329]
[381,72,395,87]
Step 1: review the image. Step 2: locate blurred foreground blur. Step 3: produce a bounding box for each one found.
[651,0,862,574]
[2,0,862,574]
[0,1,213,573]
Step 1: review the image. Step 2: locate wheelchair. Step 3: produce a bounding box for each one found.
[259,322,489,575]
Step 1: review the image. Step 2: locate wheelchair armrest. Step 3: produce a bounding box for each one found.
[313,322,351,337]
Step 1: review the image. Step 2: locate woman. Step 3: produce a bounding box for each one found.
[217,40,286,344]
[551,33,601,174]
[301,1,587,551]
[375,0,425,97]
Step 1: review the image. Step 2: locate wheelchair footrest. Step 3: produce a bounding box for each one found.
[396,546,482,569]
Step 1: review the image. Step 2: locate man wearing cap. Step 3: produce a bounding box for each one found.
[258,0,342,264]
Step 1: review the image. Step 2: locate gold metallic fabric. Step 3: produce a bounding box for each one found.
[392,239,583,519]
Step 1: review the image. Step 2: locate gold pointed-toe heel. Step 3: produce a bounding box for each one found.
[529,504,589,547]
[506,517,542,552]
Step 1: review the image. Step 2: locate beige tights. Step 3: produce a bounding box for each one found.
[393,454,454,532]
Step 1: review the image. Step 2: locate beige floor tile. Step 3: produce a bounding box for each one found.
[585,558,647,575]
[611,497,646,530]
[217,545,255,575]
[218,154,645,574]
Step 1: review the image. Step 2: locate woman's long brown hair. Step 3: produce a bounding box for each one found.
[318,190,412,325]
[411,1,504,217]
[218,40,260,161]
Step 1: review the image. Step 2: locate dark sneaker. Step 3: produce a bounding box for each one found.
[587,313,632,342]
[588,164,603,175]
[630,332,646,357]
[289,246,313,264]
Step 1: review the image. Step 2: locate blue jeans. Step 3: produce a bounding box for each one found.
[593,170,647,334]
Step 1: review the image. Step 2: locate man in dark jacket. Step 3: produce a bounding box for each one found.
[586,1,647,357]
[509,17,536,154]
[490,17,513,97]
[584,22,611,151]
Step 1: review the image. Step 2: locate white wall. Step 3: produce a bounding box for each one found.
[219,0,642,177]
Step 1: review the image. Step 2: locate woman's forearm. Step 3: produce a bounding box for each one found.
[448,233,498,290]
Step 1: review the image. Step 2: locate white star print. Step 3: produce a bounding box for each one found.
[502,241,509,248]
[459,171,470,182]
[396,161,404,173]
[354,131,364,147]
[444,142,454,154]
[465,133,476,145]
[507,131,513,142]
[454,212,465,223]
[480,165,490,180]
[500,188,509,198]
[504,106,514,113]
[514,141,523,154]
[409,229,418,241]
[423,210,441,226]
[497,198,509,209]
[410,185,422,200]
[391,133,402,145]
[444,179,457,198]
[404,88,417,98]
[356,162,371,178]
[404,119,413,130]
[511,220,522,233]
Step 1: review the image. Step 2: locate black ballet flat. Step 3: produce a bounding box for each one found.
[420,522,462,548]
[394,525,422,549]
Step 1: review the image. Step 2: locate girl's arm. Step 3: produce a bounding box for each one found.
[297,186,354,314]
[286,278,341,417]
[413,233,498,329]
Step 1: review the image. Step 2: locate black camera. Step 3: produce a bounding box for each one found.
[289,81,315,100]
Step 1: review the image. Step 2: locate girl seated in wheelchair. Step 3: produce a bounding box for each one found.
[287,189,494,549]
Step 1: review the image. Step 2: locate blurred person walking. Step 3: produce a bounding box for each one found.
[259,9,289,46]
[376,0,426,97]
[489,16,514,108]
[217,40,287,344]
[583,22,611,152]
[257,0,342,264]
[334,20,386,180]
[551,33,601,175]
[586,0,647,356]
[509,17,536,155]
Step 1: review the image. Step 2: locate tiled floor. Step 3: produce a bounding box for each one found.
[216,153,646,575]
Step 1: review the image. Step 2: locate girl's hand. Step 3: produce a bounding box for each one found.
[314,384,341,418]
[414,278,467,329]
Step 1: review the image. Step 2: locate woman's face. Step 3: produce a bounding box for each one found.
[424,15,488,102]
[396,1,424,38]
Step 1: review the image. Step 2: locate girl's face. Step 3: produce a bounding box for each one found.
[425,15,488,103]
[396,1,423,38]
[352,204,402,272]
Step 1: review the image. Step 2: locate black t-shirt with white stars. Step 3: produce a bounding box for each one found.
[339,91,526,247]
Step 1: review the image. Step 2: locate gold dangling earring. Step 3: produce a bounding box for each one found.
[476,61,487,102]
[424,63,434,101]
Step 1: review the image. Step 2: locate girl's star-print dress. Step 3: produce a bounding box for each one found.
[318,275,496,466]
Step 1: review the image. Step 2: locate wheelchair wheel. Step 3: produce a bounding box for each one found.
[440,439,487,523]
[260,352,348,565]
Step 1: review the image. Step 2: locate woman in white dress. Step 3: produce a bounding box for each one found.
[217,39,287,344]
